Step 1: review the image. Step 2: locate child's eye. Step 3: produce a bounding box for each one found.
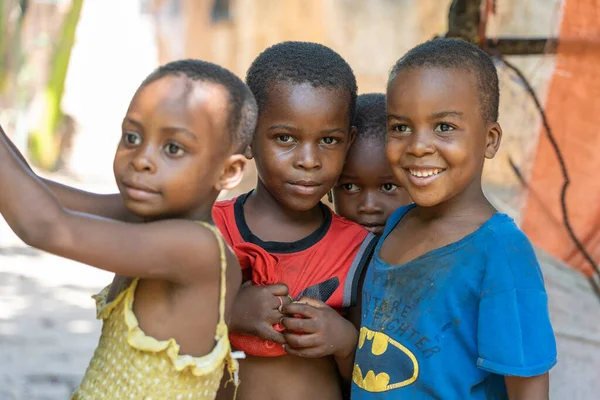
[434,123,454,133]
[342,183,359,193]
[276,134,293,143]
[391,124,411,133]
[381,183,398,193]
[124,132,142,145]
[320,137,339,145]
[164,143,184,156]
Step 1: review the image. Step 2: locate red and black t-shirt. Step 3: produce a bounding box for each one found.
[212,191,377,309]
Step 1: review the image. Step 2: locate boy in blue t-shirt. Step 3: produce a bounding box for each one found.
[352,38,557,399]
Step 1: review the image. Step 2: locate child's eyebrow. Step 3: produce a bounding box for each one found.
[123,118,197,140]
[160,127,197,141]
[320,128,346,135]
[387,111,464,121]
[430,111,463,119]
[387,114,409,121]
[123,117,143,128]
[268,124,295,131]
[267,125,345,135]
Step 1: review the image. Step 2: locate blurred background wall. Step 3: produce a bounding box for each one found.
[0,0,561,201]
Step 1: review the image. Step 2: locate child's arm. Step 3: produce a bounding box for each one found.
[281,298,358,382]
[40,181,135,222]
[505,374,549,400]
[0,130,216,282]
[0,125,136,221]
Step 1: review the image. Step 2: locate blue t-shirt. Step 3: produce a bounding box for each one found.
[351,205,557,399]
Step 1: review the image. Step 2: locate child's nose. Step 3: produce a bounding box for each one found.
[358,192,383,214]
[294,143,321,170]
[407,129,435,157]
[131,147,156,173]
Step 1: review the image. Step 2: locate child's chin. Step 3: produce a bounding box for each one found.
[126,204,165,220]
[408,194,445,209]
[280,195,324,212]
[362,225,385,235]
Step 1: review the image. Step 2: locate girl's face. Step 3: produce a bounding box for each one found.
[113,75,239,221]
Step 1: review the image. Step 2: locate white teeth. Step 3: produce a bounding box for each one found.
[409,168,442,177]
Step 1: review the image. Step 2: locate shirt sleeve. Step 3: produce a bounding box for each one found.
[476,229,557,377]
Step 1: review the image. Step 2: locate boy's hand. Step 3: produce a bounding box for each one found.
[229,283,292,344]
[280,297,358,359]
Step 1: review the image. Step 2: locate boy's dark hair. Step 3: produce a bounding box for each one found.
[141,59,258,152]
[246,41,358,123]
[389,38,499,122]
[353,93,387,144]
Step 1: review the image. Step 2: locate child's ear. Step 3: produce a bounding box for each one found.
[484,122,502,159]
[216,154,247,191]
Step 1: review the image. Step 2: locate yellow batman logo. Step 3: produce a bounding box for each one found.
[353,327,419,392]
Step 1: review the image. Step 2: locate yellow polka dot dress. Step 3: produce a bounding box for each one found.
[71,224,240,399]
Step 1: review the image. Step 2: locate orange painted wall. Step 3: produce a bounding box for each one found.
[522,0,600,276]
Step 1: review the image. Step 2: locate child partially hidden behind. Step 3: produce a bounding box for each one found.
[330,93,411,235]
[0,60,258,399]
[352,39,557,399]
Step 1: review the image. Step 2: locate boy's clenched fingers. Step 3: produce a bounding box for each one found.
[280,316,319,333]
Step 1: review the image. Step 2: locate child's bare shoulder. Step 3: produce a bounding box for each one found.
[171,220,227,268]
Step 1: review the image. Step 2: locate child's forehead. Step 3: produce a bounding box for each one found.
[264,81,350,119]
[348,136,385,163]
[391,67,476,93]
[344,137,390,177]
[387,67,479,111]
[129,76,229,131]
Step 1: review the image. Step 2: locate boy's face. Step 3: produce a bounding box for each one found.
[332,137,411,234]
[113,75,242,219]
[250,82,354,211]
[386,67,501,208]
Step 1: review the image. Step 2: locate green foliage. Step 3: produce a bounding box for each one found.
[29,0,84,170]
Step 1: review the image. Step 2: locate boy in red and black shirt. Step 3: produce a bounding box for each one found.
[214,42,376,400]
[214,192,373,312]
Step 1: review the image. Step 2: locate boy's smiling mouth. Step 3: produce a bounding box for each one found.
[403,166,446,187]
[408,167,443,177]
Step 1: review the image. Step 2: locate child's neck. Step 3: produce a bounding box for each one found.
[413,187,496,224]
[379,186,497,266]
[242,180,325,242]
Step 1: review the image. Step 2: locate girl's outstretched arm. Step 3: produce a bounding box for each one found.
[0,128,216,283]
[0,124,136,221]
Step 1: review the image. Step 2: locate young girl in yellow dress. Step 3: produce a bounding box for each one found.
[0,59,258,399]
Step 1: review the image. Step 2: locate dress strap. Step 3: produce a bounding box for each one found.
[197,222,228,334]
